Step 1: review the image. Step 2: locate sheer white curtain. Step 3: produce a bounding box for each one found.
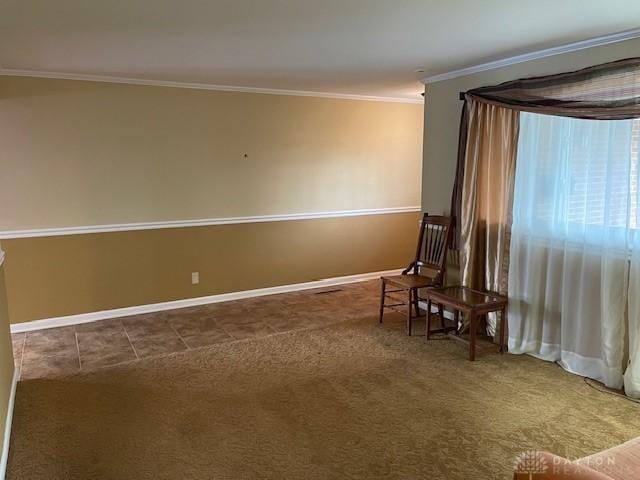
[508,112,639,392]
[625,232,640,396]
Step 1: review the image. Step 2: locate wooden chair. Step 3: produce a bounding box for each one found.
[379,213,453,335]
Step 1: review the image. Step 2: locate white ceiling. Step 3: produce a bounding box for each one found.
[1,0,639,100]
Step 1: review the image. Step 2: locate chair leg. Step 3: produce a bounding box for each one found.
[412,288,421,318]
[406,290,413,336]
[469,311,477,361]
[426,299,432,340]
[438,303,445,329]
[378,280,386,324]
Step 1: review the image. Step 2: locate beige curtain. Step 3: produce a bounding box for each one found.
[460,100,519,333]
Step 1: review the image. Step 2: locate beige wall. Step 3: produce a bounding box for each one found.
[422,37,640,215]
[0,76,423,323]
[0,76,422,231]
[0,254,15,460]
[3,213,420,323]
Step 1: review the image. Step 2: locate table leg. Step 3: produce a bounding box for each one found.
[480,314,487,335]
[454,310,460,334]
[469,311,477,361]
[499,306,506,353]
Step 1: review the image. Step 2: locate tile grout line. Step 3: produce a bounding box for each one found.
[261,312,279,334]
[120,320,140,360]
[248,307,279,335]
[17,333,27,381]
[203,307,241,341]
[167,319,192,350]
[212,316,240,341]
[74,329,82,371]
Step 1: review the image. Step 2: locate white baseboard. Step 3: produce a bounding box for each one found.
[0,370,18,480]
[11,269,402,334]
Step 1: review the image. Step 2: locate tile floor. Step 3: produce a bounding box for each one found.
[12,280,397,380]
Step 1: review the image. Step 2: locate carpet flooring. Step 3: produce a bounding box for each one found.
[7,305,640,479]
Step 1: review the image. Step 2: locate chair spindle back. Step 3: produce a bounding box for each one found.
[411,214,454,280]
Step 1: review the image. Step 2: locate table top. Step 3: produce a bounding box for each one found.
[425,286,507,309]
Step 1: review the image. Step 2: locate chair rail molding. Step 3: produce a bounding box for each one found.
[0,206,422,239]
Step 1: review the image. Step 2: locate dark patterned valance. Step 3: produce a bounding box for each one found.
[463,57,640,120]
[450,57,640,249]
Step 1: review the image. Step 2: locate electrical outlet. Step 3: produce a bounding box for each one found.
[191,272,200,285]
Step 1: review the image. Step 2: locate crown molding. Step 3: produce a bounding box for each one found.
[0,206,422,239]
[422,27,640,84]
[0,68,423,104]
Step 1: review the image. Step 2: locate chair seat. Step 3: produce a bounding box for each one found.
[382,273,437,289]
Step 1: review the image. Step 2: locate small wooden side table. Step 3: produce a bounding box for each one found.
[424,286,507,361]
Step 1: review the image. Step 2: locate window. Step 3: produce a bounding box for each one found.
[512,113,640,247]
